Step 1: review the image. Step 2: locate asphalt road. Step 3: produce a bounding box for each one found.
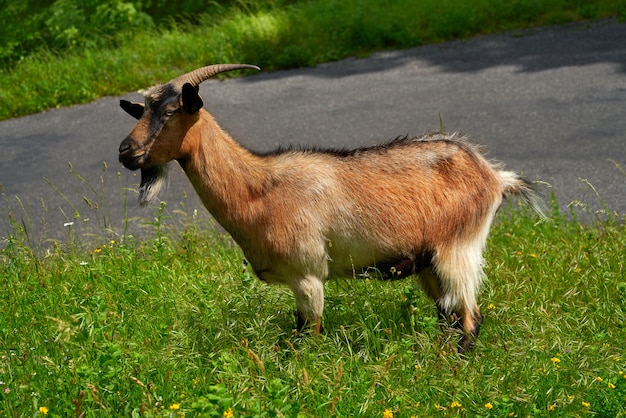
[1,19,625,245]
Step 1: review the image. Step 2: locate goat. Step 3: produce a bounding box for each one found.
[118,64,546,352]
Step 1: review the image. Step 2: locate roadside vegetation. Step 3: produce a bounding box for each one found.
[0,0,624,120]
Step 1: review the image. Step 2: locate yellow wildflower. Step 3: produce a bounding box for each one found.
[582,401,590,408]
[39,406,49,415]
[169,403,180,411]
[485,403,493,410]
[597,376,603,382]
[223,407,234,418]
[608,382,616,389]
[93,247,102,254]
[382,408,394,418]
[550,357,560,364]
[487,303,496,310]
[450,401,462,408]
[547,403,556,412]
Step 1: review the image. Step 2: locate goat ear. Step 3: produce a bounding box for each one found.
[120,100,145,120]
[181,83,204,114]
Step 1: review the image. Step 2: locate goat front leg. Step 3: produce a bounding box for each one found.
[290,275,325,335]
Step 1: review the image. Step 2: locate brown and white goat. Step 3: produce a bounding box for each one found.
[118,64,545,352]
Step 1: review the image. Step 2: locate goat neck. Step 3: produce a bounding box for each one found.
[181,109,273,233]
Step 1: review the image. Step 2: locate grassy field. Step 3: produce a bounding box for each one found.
[0,0,624,120]
[1,191,625,416]
[1,0,625,416]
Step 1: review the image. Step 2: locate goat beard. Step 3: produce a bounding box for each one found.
[138,164,168,206]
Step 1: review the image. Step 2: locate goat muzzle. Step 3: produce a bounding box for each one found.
[119,139,143,170]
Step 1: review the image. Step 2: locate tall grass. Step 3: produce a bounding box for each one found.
[1,177,625,416]
[0,0,624,120]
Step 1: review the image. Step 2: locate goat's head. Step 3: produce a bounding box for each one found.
[118,63,260,205]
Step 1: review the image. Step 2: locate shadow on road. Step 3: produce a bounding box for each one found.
[243,19,626,81]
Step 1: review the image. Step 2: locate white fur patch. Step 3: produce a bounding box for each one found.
[139,165,168,206]
[433,203,499,314]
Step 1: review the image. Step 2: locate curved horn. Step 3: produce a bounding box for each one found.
[170,64,260,89]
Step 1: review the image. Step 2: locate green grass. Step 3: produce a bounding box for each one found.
[1,2,626,415]
[1,0,624,120]
[1,190,625,416]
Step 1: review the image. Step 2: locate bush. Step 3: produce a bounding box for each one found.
[0,0,239,69]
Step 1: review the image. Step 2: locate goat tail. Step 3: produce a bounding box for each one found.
[498,170,548,219]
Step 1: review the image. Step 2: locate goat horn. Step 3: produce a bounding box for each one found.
[170,64,260,89]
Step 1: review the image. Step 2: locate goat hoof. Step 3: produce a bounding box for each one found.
[457,314,484,355]
[294,311,323,335]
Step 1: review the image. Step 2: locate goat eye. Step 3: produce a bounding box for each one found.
[165,109,177,118]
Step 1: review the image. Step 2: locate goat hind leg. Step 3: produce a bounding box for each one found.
[433,248,485,353]
[418,267,449,327]
[418,266,468,331]
[456,304,483,353]
[290,275,325,335]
